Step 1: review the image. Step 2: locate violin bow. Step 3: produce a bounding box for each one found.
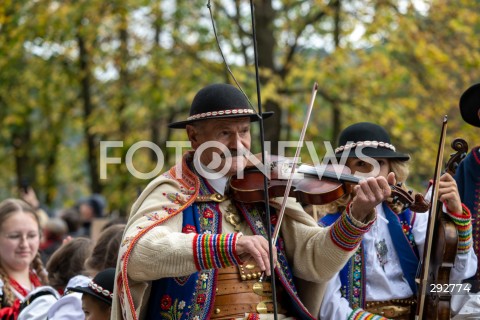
[206,1,279,318]
[272,82,318,244]
[415,115,448,320]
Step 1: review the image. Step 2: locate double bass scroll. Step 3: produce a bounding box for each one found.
[445,138,468,176]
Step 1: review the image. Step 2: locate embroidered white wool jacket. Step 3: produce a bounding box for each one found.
[111,152,376,320]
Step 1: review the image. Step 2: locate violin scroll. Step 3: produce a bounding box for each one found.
[445,138,468,176]
[389,184,430,213]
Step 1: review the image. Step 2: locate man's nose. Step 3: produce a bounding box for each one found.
[226,133,242,149]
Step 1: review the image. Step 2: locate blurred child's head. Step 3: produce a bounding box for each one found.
[68,268,115,320]
[46,237,93,292]
[84,224,125,276]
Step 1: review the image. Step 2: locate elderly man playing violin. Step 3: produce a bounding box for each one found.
[318,122,477,320]
[112,84,393,320]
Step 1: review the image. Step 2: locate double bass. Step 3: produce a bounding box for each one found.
[415,116,469,320]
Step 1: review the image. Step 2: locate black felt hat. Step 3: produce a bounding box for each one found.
[168,83,273,128]
[68,268,115,305]
[459,83,480,128]
[333,122,410,161]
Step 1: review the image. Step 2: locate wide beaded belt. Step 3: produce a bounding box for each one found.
[211,265,288,319]
[365,297,417,319]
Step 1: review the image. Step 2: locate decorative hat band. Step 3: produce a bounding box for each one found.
[187,108,255,121]
[335,140,396,154]
[88,281,114,299]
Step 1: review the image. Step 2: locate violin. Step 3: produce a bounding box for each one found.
[228,162,430,212]
[415,120,469,319]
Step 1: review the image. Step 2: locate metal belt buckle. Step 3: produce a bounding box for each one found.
[376,305,410,318]
[256,299,273,314]
[253,282,272,297]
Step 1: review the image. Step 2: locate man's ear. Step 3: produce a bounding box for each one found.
[186,125,198,149]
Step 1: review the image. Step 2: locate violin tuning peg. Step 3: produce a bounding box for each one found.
[396,182,403,187]
[392,196,398,203]
[408,190,413,195]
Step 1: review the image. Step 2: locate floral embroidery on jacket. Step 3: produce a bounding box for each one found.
[163,192,188,205]
[159,295,186,320]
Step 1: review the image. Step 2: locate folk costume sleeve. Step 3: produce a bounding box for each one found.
[277,198,375,282]
[411,193,477,283]
[121,172,242,283]
[271,198,375,316]
[124,183,202,281]
[319,275,353,319]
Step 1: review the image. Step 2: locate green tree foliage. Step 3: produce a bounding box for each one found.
[0,0,478,214]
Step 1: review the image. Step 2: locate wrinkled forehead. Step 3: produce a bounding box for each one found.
[194,116,251,128]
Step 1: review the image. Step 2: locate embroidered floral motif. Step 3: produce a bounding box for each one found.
[121,236,133,247]
[400,220,416,248]
[163,192,187,205]
[159,297,186,320]
[196,294,206,304]
[341,245,363,309]
[144,212,161,221]
[160,294,172,310]
[182,224,196,233]
[202,209,214,218]
[179,184,196,195]
[198,205,216,235]
[160,206,177,215]
[178,300,186,310]
[188,270,215,319]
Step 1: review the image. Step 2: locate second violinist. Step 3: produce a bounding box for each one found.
[318,122,477,320]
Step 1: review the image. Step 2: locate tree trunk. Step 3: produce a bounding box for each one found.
[254,0,281,153]
[13,128,34,191]
[118,7,129,137]
[78,34,102,194]
[331,0,342,141]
